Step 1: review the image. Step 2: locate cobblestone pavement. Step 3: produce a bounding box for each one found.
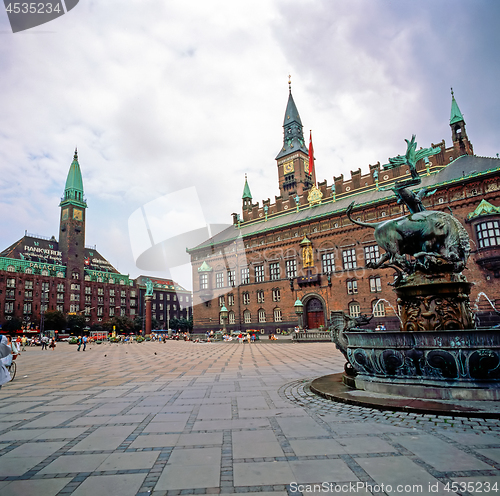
[0,341,498,496]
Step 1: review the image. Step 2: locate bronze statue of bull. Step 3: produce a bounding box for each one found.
[346,202,470,273]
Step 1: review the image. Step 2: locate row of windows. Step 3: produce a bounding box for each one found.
[221,308,283,324]
[348,300,386,318]
[347,276,382,294]
[218,289,281,308]
[200,246,381,289]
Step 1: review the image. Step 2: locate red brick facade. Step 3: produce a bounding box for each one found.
[189,92,500,335]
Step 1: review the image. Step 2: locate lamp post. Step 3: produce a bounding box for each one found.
[40,289,49,337]
[294,298,304,331]
[220,304,228,335]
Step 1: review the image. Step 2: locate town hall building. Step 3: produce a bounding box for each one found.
[188,87,500,335]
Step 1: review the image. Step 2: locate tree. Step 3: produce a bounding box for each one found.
[2,317,22,333]
[43,311,66,331]
[103,316,135,334]
[89,322,104,333]
[133,315,144,332]
[67,314,86,334]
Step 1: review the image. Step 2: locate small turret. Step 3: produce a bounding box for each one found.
[450,88,473,156]
[242,174,252,211]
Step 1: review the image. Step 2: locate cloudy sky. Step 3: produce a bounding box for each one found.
[1,0,499,289]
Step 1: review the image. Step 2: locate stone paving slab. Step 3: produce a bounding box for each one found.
[0,342,498,495]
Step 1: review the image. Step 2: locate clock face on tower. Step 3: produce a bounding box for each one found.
[62,208,69,221]
[283,161,294,174]
[73,208,83,221]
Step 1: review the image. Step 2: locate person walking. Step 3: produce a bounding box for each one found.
[21,335,27,351]
[82,335,88,351]
[77,336,82,351]
[0,335,12,389]
[49,338,56,350]
[41,335,49,350]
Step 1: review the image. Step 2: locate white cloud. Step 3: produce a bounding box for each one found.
[0,0,498,281]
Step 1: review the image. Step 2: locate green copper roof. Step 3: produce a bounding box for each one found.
[467,199,500,220]
[450,88,464,125]
[197,260,213,272]
[242,175,252,200]
[276,90,308,160]
[60,149,87,208]
[283,90,302,127]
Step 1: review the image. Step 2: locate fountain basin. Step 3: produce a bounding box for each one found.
[345,328,500,400]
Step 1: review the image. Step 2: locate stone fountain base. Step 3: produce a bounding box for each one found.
[310,373,500,418]
[344,328,500,400]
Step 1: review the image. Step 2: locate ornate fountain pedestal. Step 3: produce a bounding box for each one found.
[345,328,500,400]
[342,272,500,401]
[395,272,474,332]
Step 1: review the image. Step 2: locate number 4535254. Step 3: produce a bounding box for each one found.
[5,3,62,14]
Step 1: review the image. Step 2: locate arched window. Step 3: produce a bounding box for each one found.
[348,302,360,317]
[72,271,79,279]
[41,269,49,276]
[57,271,64,278]
[25,267,33,274]
[84,274,91,281]
[273,308,282,322]
[7,265,15,272]
[109,278,115,284]
[244,310,251,323]
[372,300,385,317]
[228,311,235,324]
[258,308,266,323]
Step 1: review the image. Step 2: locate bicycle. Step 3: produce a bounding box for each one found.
[6,360,16,381]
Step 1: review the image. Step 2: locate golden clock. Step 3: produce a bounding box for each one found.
[62,208,69,221]
[73,208,83,221]
[283,161,294,174]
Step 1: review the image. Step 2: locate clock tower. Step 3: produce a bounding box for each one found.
[59,149,87,276]
[275,83,316,199]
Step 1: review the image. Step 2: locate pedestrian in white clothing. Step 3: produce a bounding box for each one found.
[0,336,12,388]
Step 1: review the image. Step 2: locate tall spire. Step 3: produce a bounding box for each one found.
[276,82,308,160]
[450,87,465,125]
[242,173,252,200]
[60,148,86,208]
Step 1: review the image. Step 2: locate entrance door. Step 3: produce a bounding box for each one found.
[306,298,324,329]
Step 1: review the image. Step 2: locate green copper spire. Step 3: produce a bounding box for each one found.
[60,148,87,208]
[450,88,464,125]
[276,81,308,160]
[242,174,252,200]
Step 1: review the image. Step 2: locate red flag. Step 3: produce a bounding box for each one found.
[308,130,314,175]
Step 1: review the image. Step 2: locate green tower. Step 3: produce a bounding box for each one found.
[59,149,87,276]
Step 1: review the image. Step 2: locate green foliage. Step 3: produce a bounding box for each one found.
[67,314,86,333]
[103,316,135,334]
[43,311,67,331]
[68,337,78,345]
[90,322,104,333]
[2,317,23,333]
[136,336,145,343]
[169,317,193,331]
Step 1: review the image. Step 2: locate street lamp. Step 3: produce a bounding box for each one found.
[40,289,50,337]
[220,304,228,335]
[294,298,304,331]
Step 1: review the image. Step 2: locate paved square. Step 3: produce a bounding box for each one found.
[0,341,498,495]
